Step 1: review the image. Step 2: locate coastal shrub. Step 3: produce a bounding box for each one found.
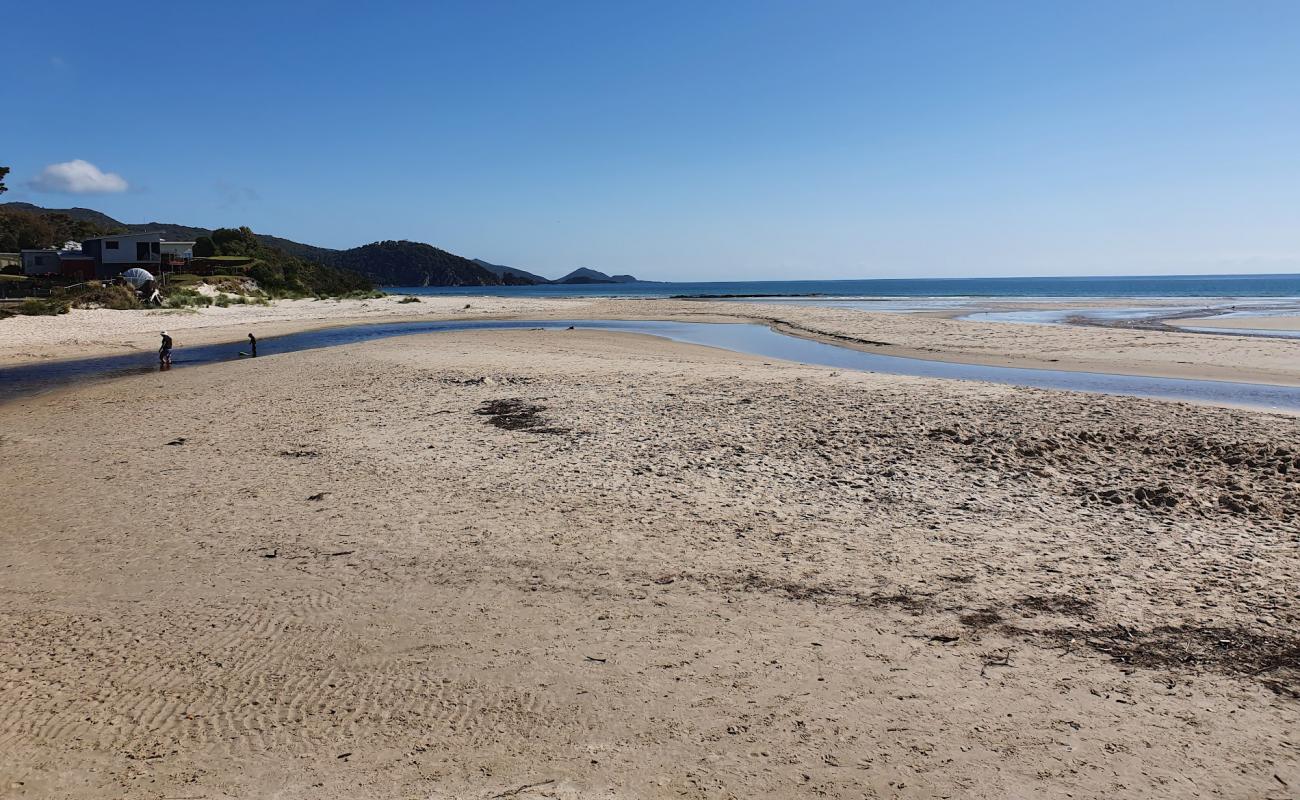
[9,283,140,315]
[214,294,251,308]
[66,283,141,311]
[165,288,213,308]
[15,297,69,315]
[324,289,386,302]
[340,289,386,300]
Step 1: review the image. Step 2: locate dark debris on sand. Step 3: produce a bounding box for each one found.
[926,425,1300,521]
[684,569,1300,695]
[474,398,570,435]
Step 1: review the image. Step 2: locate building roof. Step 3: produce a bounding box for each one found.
[161,241,196,246]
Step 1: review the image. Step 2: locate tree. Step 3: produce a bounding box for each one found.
[0,209,57,251]
[193,235,216,257]
[43,212,100,246]
[0,166,8,195]
[211,226,259,256]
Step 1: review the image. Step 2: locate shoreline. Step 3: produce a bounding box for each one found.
[2,297,1300,390]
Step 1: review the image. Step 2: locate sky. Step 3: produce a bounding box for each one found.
[4,0,1300,281]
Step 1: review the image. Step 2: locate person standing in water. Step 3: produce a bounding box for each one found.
[159,331,173,367]
[248,333,257,357]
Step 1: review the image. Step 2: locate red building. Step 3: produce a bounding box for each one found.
[59,256,96,282]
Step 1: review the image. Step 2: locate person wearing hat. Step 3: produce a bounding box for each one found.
[159,331,173,367]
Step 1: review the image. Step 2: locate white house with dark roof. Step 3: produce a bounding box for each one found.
[80,231,164,270]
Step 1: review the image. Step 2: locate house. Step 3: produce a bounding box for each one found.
[79,231,166,279]
[20,248,96,280]
[16,234,197,282]
[21,249,61,275]
[77,232,194,279]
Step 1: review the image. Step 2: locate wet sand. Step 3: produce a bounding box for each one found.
[3,295,1300,387]
[1174,314,1300,332]
[1,328,1297,799]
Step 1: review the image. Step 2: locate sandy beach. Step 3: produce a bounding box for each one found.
[1,309,1297,799]
[4,295,1300,387]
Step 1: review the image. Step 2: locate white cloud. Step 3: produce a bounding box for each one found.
[29,159,129,194]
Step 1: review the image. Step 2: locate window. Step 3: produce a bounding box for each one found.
[105,240,119,249]
[136,242,151,260]
[34,255,46,266]
[151,242,160,253]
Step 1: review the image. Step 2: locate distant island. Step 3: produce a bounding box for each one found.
[473,260,642,285]
[0,202,647,288]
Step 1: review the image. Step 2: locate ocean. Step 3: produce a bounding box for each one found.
[393,273,1300,300]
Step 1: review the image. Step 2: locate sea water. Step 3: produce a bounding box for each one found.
[393,273,1300,300]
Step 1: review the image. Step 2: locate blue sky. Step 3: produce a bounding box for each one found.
[5,0,1300,280]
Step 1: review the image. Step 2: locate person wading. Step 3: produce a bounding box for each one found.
[248,333,257,357]
[159,331,173,367]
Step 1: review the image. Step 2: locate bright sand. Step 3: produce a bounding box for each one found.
[1,302,1298,798]
[3,295,1300,386]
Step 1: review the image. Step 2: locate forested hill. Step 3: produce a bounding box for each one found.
[472,259,552,284]
[328,241,501,287]
[0,203,507,286]
[0,203,644,286]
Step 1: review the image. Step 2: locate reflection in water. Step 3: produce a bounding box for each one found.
[2,319,1299,413]
[960,300,1300,333]
[963,307,1177,325]
[720,295,1300,340]
[1176,325,1300,340]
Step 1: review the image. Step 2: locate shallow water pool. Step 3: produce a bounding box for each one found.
[2,318,1298,413]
